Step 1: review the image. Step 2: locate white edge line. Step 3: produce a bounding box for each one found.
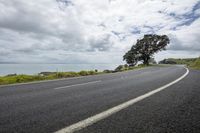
[54,67,189,133]
[54,80,101,90]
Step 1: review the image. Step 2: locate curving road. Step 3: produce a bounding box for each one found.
[0,65,200,133]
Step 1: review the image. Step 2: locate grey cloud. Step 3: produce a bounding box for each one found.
[98,23,107,28]
[87,34,113,52]
[14,48,37,54]
[0,49,11,56]
[158,1,200,29]
[168,34,200,51]
[111,31,127,41]
[56,0,74,10]
[0,0,80,40]
[118,16,124,22]
[0,1,49,34]
[0,0,87,53]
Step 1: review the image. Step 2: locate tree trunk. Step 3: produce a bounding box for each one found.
[143,57,150,65]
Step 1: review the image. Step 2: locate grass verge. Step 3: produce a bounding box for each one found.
[0,71,102,85]
[0,65,150,85]
[159,57,200,70]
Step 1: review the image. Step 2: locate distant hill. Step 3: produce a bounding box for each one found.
[159,57,200,69]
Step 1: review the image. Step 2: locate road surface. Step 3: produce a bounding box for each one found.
[0,65,200,133]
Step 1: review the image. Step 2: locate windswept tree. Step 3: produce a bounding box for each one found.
[123,50,138,66]
[123,34,170,65]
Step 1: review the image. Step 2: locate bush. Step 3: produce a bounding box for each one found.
[137,64,147,67]
[189,58,200,69]
[79,71,89,76]
[159,59,177,64]
[39,72,56,76]
[89,71,97,75]
[56,72,66,78]
[0,77,7,85]
[6,74,17,77]
[115,65,124,72]
[47,72,81,78]
[103,70,113,73]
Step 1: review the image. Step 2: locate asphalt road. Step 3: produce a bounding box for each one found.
[0,65,199,133]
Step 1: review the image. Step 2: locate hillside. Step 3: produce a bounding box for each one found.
[159,57,200,69]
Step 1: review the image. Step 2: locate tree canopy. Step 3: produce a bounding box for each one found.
[123,34,170,66]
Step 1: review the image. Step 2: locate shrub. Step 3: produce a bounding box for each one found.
[189,58,200,69]
[115,65,124,72]
[79,71,89,76]
[103,70,113,73]
[88,71,96,75]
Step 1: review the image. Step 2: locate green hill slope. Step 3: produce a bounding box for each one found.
[159,57,200,69]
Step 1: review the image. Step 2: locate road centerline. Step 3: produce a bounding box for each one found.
[54,67,189,133]
[54,80,102,90]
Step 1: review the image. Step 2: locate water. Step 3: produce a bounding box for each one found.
[0,64,119,76]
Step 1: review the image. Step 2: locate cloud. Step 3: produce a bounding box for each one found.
[0,0,200,63]
[167,17,200,51]
[87,34,113,51]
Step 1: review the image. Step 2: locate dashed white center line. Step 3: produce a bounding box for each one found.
[54,80,102,90]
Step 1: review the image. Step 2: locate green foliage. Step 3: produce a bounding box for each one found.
[124,34,170,66]
[159,57,200,69]
[114,64,149,72]
[189,58,200,69]
[103,70,113,73]
[159,59,177,64]
[78,71,88,76]
[0,63,152,86]
[123,51,138,66]
[78,70,98,76]
[88,70,97,75]
[0,70,99,85]
[0,75,46,85]
[55,72,79,78]
[115,65,124,72]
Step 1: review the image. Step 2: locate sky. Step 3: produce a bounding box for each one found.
[0,0,200,64]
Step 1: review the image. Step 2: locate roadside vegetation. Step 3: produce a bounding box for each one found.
[0,65,150,85]
[0,70,101,85]
[159,57,200,69]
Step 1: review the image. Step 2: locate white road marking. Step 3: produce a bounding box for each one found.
[54,80,101,90]
[55,67,189,133]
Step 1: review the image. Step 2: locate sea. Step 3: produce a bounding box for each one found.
[0,64,119,76]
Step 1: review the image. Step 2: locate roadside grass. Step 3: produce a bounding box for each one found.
[160,57,200,70]
[189,58,200,69]
[0,70,102,85]
[0,64,152,85]
[114,64,153,72]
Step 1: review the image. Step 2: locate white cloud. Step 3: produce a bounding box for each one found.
[166,18,200,51]
[0,0,199,64]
